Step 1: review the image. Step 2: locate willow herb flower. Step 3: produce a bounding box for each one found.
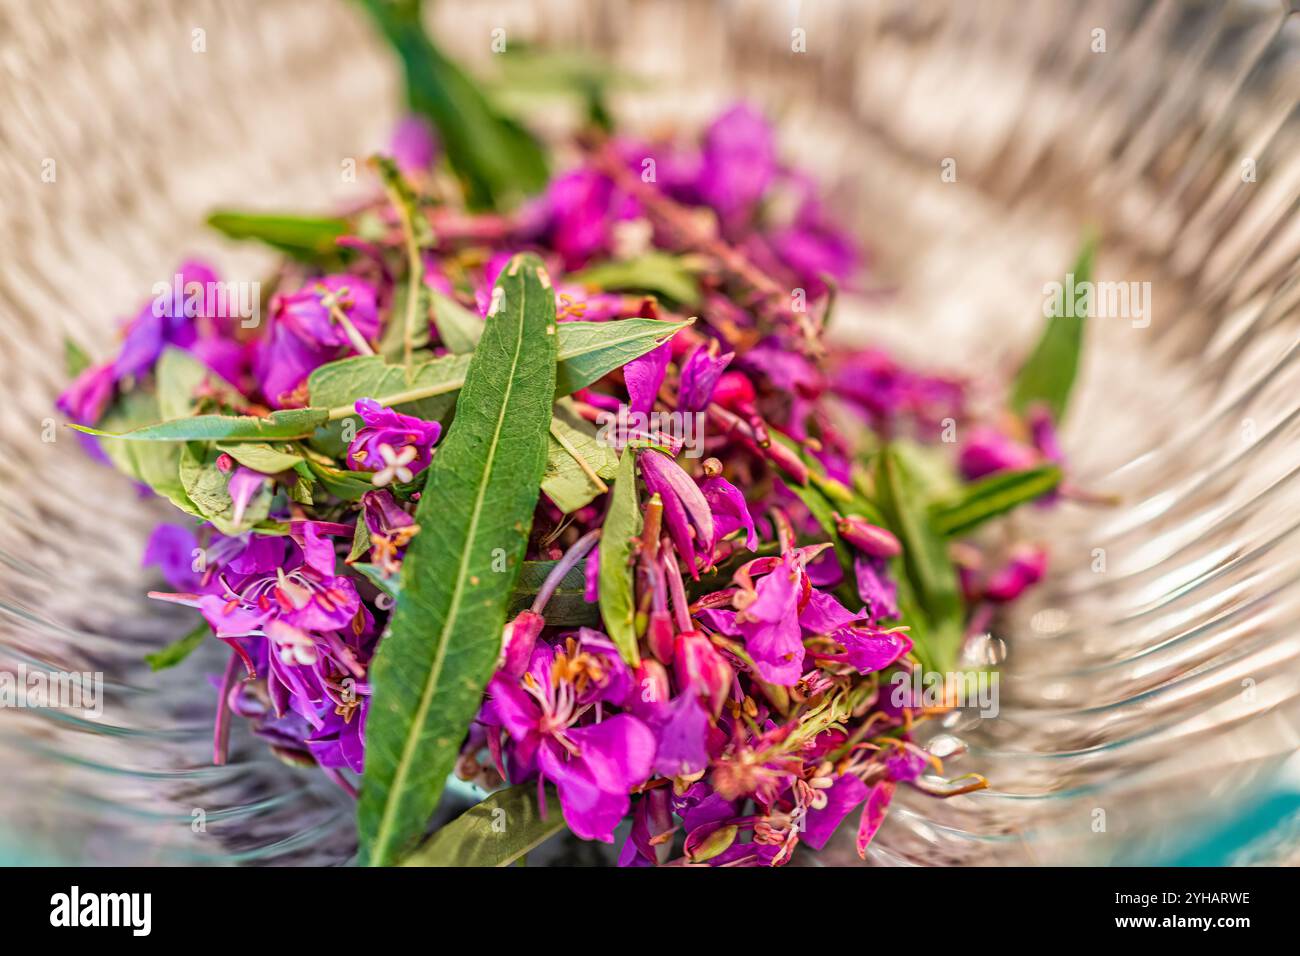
[347,398,442,480]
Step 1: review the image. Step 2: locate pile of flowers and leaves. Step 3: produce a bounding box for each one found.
[59,1,1087,867]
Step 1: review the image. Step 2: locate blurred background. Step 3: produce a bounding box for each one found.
[1,0,1298,865]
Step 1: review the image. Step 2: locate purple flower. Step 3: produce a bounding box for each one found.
[623,338,671,416]
[673,629,733,715]
[115,260,225,381]
[855,554,899,622]
[984,545,1048,602]
[699,474,757,552]
[487,636,655,842]
[346,398,442,484]
[142,523,201,591]
[647,692,710,779]
[638,450,714,579]
[389,114,439,175]
[191,525,365,720]
[959,427,1038,481]
[306,698,368,774]
[702,552,805,685]
[678,340,734,413]
[544,168,638,269]
[696,104,777,227]
[801,773,869,851]
[56,362,116,425]
[832,623,912,675]
[360,489,419,574]
[256,275,379,407]
[227,466,270,527]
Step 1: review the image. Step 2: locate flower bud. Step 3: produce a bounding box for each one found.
[647,609,675,664]
[835,515,901,559]
[685,822,738,863]
[674,630,732,715]
[498,610,544,678]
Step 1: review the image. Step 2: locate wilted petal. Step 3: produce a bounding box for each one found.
[798,589,860,634]
[651,693,710,778]
[801,773,868,850]
[678,342,734,413]
[700,475,757,551]
[856,780,895,858]
[835,624,912,675]
[855,554,899,622]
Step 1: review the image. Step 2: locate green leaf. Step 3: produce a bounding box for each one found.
[569,253,701,306]
[552,318,690,397]
[353,562,401,600]
[309,318,690,422]
[358,253,558,866]
[931,465,1063,538]
[180,444,271,535]
[542,398,618,513]
[206,210,347,260]
[431,291,484,354]
[145,621,209,672]
[72,407,328,443]
[64,338,91,379]
[507,559,600,626]
[599,449,642,666]
[215,442,304,474]
[348,515,373,564]
[1010,234,1097,422]
[377,281,432,362]
[401,784,565,866]
[309,352,468,426]
[874,445,963,672]
[357,0,548,211]
[305,459,379,502]
[156,347,244,421]
[95,392,201,516]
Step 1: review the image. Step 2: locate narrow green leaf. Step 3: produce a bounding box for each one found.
[206,211,347,260]
[874,446,963,672]
[1010,234,1098,422]
[305,459,380,502]
[401,784,565,867]
[145,621,209,672]
[357,0,548,211]
[552,318,691,397]
[71,407,328,443]
[431,291,484,354]
[599,449,642,666]
[931,465,1063,538]
[353,563,401,600]
[348,515,373,564]
[309,318,690,421]
[542,398,618,513]
[569,253,701,306]
[215,442,304,474]
[358,253,558,866]
[310,353,468,426]
[507,560,600,626]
